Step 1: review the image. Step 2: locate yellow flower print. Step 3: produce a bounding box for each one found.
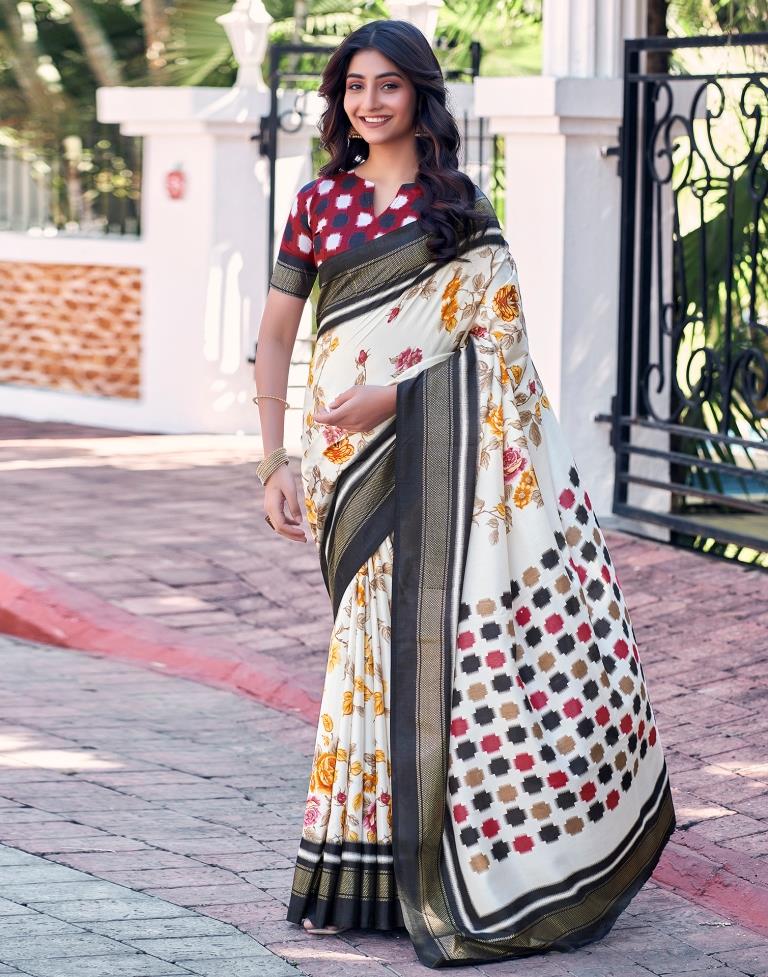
[342,690,354,715]
[305,495,318,530]
[487,404,504,437]
[356,579,366,606]
[511,364,523,386]
[373,691,386,717]
[535,401,542,421]
[495,501,507,518]
[541,393,551,409]
[323,435,355,464]
[492,283,520,322]
[327,639,341,673]
[309,752,336,794]
[499,354,510,387]
[330,336,340,351]
[441,273,462,332]
[513,469,538,510]
[321,713,333,732]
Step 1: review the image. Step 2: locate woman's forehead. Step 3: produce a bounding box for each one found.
[346,48,403,79]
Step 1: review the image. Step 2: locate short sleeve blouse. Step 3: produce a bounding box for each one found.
[269,170,424,300]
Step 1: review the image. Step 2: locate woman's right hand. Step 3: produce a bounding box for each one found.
[263,464,307,542]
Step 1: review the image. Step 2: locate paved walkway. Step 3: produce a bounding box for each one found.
[1,633,768,977]
[1,415,768,975]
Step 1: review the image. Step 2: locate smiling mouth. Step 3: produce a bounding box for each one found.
[359,116,392,126]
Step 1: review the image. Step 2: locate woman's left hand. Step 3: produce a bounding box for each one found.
[314,384,396,434]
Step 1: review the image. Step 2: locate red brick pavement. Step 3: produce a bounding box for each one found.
[1,415,768,941]
[1,632,768,977]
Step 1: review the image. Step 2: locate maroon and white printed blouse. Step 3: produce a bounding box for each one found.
[269,169,424,300]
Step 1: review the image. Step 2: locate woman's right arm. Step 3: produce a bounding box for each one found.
[253,286,309,543]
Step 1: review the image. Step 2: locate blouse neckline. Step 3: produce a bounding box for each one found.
[345,169,419,221]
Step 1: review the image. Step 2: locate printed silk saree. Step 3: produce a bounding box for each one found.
[281,194,675,968]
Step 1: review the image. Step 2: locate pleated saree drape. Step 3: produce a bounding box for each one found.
[279,195,675,968]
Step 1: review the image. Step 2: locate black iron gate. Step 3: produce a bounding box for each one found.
[611,32,768,561]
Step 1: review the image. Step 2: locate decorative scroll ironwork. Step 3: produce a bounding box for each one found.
[612,33,768,563]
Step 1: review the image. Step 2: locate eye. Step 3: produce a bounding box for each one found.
[382,82,399,90]
[346,82,362,91]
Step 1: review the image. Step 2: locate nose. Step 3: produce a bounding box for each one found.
[360,91,382,113]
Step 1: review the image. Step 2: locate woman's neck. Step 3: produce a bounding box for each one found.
[356,136,419,185]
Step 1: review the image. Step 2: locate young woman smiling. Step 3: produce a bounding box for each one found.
[252,19,675,970]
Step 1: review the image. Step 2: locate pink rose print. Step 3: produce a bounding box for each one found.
[378,791,391,806]
[503,446,527,484]
[529,379,537,394]
[469,325,487,338]
[387,306,401,323]
[363,799,377,832]
[356,348,369,366]
[336,790,347,805]
[304,796,321,827]
[322,424,347,445]
[389,346,423,377]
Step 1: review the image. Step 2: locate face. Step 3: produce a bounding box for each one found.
[343,48,418,146]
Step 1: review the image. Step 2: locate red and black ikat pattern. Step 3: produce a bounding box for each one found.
[447,465,659,875]
[275,170,424,282]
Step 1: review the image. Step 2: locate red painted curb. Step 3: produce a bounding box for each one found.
[2,555,768,937]
[0,554,320,726]
[654,831,768,936]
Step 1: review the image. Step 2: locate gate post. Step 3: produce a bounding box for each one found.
[475,0,647,519]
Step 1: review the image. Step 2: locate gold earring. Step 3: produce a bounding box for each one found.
[348,126,364,140]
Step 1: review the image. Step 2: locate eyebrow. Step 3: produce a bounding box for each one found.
[346,71,403,80]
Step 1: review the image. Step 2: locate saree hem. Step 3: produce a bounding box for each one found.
[285,839,406,931]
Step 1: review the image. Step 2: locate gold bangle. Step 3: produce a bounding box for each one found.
[256,446,289,486]
[253,394,289,409]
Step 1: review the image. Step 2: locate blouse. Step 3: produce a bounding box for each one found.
[269,169,424,300]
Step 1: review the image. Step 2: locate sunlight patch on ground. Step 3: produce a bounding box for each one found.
[0,731,122,771]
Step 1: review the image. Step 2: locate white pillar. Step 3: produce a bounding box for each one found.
[95,86,265,436]
[475,0,647,519]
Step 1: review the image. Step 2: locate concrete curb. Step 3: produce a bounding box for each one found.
[0,554,320,726]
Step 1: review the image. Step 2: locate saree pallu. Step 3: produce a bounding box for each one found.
[284,202,675,968]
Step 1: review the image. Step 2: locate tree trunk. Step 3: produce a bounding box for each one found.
[646,0,670,74]
[67,0,124,87]
[0,0,68,122]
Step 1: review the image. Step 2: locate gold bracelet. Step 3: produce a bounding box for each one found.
[253,393,289,409]
[256,446,289,486]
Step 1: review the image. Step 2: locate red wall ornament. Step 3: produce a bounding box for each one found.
[165,165,186,200]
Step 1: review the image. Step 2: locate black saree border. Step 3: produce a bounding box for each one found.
[319,417,397,619]
[442,763,674,933]
[390,338,481,967]
[287,837,405,931]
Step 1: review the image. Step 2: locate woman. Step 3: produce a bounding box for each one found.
[253,19,675,970]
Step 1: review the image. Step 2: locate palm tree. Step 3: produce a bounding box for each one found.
[67,0,124,86]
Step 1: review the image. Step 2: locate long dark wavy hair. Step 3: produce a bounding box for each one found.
[317,20,490,265]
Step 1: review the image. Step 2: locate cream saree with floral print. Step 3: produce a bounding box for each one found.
[284,193,675,968]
